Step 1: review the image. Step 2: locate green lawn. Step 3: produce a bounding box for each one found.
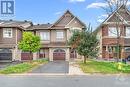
[79,60,130,74]
[0,59,48,74]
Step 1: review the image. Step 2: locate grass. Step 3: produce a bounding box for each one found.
[0,59,48,74]
[79,60,130,74]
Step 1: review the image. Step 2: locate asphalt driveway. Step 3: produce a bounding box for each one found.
[31,61,69,73]
[0,62,11,70]
[0,62,21,70]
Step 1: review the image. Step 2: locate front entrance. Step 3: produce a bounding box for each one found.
[0,49,12,60]
[70,49,77,58]
[53,49,65,60]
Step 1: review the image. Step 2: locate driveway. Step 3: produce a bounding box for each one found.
[31,61,69,73]
[0,62,21,70]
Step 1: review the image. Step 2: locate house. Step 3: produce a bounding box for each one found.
[96,5,130,59]
[0,20,32,61]
[0,10,86,61]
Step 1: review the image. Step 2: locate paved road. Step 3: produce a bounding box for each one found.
[0,75,130,87]
[31,61,69,73]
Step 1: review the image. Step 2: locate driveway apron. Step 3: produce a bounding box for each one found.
[31,61,69,73]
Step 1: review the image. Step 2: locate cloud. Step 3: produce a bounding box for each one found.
[87,1,130,9]
[97,14,108,23]
[87,2,108,9]
[98,14,108,19]
[69,0,85,3]
[55,11,62,15]
[97,19,104,23]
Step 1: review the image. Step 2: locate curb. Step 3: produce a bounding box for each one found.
[0,73,130,77]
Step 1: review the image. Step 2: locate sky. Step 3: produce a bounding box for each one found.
[0,0,130,30]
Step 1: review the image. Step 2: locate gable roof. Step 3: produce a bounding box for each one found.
[0,20,32,29]
[50,10,86,29]
[95,5,130,33]
[103,5,130,24]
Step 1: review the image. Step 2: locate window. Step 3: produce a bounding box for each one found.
[3,28,12,38]
[126,27,130,37]
[56,31,64,39]
[108,27,120,37]
[125,47,130,52]
[40,32,50,40]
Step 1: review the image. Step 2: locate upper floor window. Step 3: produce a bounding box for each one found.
[40,32,50,41]
[56,31,64,40]
[108,27,119,37]
[126,27,130,37]
[3,28,12,38]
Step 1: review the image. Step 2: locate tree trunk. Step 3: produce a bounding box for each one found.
[84,56,87,64]
[29,51,32,60]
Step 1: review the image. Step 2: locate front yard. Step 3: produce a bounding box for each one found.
[79,60,130,74]
[0,59,48,74]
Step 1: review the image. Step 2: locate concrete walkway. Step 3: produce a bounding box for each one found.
[69,61,85,75]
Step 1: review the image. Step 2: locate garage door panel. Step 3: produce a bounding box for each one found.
[53,49,65,60]
[0,49,12,60]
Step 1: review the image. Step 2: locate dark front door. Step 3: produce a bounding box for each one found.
[0,49,12,60]
[53,49,65,60]
[70,49,77,58]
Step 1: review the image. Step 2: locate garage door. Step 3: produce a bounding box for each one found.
[21,52,33,60]
[0,49,12,60]
[53,49,65,60]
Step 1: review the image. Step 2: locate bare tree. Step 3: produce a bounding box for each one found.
[101,0,128,62]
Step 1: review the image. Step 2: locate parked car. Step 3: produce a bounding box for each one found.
[126,55,130,61]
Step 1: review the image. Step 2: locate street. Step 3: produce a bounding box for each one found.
[0,75,130,87]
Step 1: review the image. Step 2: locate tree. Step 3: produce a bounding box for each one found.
[18,32,40,59]
[68,26,99,64]
[101,0,128,62]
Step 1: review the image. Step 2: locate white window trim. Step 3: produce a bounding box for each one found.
[125,27,130,38]
[3,28,13,38]
[56,31,64,40]
[40,32,50,41]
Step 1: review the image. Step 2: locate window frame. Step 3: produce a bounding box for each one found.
[56,31,64,40]
[125,27,130,38]
[108,27,120,37]
[3,28,13,38]
[40,32,50,41]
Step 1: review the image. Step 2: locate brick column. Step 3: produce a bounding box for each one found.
[33,52,37,60]
[66,48,70,61]
[49,48,53,61]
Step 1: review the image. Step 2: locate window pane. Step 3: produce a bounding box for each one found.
[56,32,64,39]
[108,27,119,37]
[126,27,130,37]
[3,28,12,38]
[40,32,50,40]
[125,47,130,52]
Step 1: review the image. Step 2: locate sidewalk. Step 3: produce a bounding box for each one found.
[69,61,85,75]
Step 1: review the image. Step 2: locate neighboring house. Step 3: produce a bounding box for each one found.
[95,6,130,59]
[0,20,32,61]
[0,10,86,61]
